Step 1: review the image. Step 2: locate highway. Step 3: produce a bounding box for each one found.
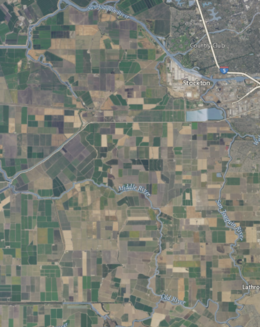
[195,0,260,104]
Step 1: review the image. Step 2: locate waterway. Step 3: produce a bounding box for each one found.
[0,0,257,326]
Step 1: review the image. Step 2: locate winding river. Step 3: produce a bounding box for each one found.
[0,1,258,326]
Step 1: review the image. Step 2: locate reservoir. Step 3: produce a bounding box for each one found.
[186,108,223,122]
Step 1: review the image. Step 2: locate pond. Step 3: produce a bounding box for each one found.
[186,108,224,122]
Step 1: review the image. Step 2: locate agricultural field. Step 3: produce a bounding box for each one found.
[117,0,163,17]
[10,120,231,204]
[0,2,260,327]
[229,291,260,327]
[0,48,84,177]
[28,8,206,123]
[0,301,231,327]
[0,305,105,327]
[117,1,171,36]
[0,105,83,177]
[219,137,260,281]
[29,8,170,112]
[0,180,161,324]
[1,117,259,324]
[0,9,209,191]
[0,2,28,45]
